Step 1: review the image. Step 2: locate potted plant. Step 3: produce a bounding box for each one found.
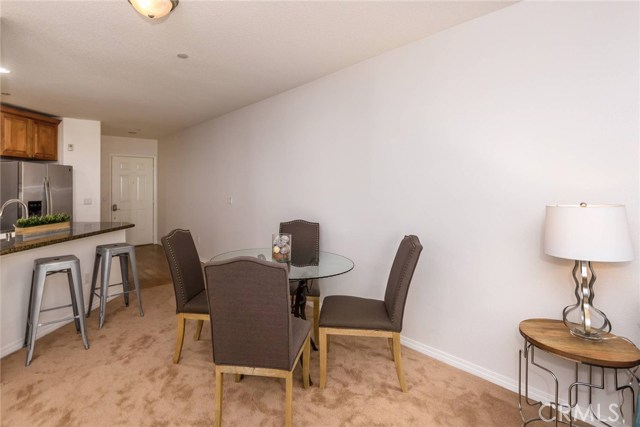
[15,213,71,237]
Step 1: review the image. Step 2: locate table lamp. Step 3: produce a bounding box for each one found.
[544,203,634,341]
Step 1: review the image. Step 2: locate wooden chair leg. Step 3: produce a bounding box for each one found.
[319,328,327,389]
[313,301,320,344]
[302,335,310,388]
[388,337,395,361]
[173,314,186,364]
[392,332,407,392]
[194,319,204,341]
[285,372,293,427]
[215,367,223,427]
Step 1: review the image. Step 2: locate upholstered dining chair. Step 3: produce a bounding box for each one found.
[280,219,320,343]
[161,229,209,364]
[319,235,423,392]
[205,257,311,427]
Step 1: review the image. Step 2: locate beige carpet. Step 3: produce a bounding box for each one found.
[1,283,526,426]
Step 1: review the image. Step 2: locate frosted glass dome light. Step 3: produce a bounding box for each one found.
[129,0,179,19]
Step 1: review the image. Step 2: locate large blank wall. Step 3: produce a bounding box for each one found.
[158,1,639,398]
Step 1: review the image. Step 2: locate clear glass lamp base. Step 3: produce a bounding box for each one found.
[565,321,607,342]
[562,260,612,342]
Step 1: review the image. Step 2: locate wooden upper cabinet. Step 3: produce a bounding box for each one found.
[1,112,31,158]
[32,120,58,160]
[0,105,60,161]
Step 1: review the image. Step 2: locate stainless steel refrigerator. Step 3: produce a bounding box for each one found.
[0,161,73,232]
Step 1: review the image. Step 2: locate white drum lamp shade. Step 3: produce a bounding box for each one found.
[544,204,633,262]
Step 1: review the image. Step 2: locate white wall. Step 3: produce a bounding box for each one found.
[58,118,101,221]
[100,135,158,241]
[158,0,639,416]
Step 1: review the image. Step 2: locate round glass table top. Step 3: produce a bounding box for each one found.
[210,249,354,281]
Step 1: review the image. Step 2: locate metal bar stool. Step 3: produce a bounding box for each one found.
[87,243,144,328]
[24,255,89,366]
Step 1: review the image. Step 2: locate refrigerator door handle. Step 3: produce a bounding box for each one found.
[44,177,52,215]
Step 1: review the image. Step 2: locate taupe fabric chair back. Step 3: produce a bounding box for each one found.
[205,257,294,370]
[279,220,319,266]
[161,229,205,314]
[383,235,423,331]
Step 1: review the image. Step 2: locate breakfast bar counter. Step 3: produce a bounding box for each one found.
[0,222,134,256]
[0,222,134,358]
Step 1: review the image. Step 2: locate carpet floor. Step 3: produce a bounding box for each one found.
[1,247,530,426]
[0,284,526,426]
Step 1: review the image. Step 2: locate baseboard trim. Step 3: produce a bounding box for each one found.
[400,336,622,427]
[400,336,550,400]
[1,298,112,359]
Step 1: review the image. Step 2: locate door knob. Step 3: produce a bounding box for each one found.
[112,204,118,212]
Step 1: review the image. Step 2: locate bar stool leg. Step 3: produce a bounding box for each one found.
[70,262,89,349]
[67,269,81,333]
[119,254,130,307]
[128,250,144,317]
[87,252,101,317]
[24,270,35,347]
[26,269,46,366]
[99,254,112,329]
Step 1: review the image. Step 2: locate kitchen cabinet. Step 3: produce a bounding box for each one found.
[1,105,60,160]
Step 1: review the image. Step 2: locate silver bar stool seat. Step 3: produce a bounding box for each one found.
[24,255,89,366]
[87,243,144,328]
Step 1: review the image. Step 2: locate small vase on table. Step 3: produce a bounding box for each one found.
[272,234,291,263]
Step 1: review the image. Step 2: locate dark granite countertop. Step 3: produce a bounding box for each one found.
[0,222,134,256]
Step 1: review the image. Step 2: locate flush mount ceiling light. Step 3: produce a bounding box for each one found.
[0,67,11,74]
[128,0,179,19]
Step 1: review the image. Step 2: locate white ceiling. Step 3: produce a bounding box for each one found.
[0,1,515,139]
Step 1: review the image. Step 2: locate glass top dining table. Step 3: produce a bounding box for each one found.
[209,249,354,281]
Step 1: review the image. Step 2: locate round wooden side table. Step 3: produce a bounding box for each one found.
[518,318,640,426]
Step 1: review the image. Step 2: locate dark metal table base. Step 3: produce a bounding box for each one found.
[291,279,318,351]
[291,279,316,386]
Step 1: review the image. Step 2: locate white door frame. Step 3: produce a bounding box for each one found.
[109,154,158,244]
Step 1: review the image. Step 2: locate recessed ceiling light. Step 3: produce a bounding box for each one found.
[0,67,11,74]
[177,53,189,59]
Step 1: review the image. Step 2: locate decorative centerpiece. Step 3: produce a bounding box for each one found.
[15,213,71,238]
[272,233,291,263]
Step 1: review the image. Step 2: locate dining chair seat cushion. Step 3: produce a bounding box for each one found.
[288,280,320,297]
[319,295,395,332]
[182,289,209,314]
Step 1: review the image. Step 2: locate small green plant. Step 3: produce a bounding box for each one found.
[16,213,71,228]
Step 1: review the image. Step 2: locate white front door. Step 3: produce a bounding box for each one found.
[111,156,154,245]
